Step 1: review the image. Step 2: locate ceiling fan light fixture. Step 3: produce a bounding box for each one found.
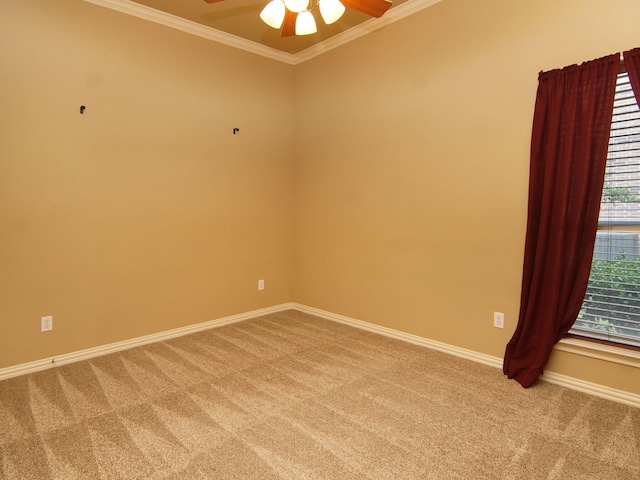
[284,0,310,13]
[319,0,345,24]
[260,0,286,28]
[295,10,317,35]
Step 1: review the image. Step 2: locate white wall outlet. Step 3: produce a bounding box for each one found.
[493,312,504,329]
[41,315,53,332]
[258,279,265,291]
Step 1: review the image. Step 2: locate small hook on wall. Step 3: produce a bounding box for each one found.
[80,105,86,114]
[233,128,239,135]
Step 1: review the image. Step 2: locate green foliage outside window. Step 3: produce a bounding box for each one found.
[576,252,640,340]
[602,184,640,203]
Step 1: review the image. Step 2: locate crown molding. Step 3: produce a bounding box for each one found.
[82,0,442,65]
[292,0,443,64]
[82,0,297,64]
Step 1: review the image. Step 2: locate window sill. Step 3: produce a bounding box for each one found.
[555,337,640,369]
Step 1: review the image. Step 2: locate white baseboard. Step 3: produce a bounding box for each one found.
[0,303,295,381]
[293,304,503,369]
[540,371,640,407]
[292,304,640,409]
[3,302,639,408]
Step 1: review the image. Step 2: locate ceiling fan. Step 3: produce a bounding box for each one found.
[203,0,393,37]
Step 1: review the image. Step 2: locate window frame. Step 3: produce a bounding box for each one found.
[570,66,640,349]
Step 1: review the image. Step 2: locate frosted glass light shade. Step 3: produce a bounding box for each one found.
[295,10,317,35]
[284,0,309,13]
[260,0,286,28]
[319,0,345,24]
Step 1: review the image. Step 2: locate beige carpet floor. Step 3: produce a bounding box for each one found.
[0,310,639,479]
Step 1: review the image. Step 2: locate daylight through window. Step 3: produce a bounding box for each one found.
[571,71,640,347]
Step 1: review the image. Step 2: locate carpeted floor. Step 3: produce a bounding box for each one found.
[0,310,639,479]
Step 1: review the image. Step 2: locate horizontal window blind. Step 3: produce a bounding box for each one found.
[571,72,640,347]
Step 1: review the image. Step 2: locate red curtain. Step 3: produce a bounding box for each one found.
[625,48,640,101]
[503,54,619,388]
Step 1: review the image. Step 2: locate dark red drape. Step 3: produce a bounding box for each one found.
[625,48,640,102]
[503,54,619,388]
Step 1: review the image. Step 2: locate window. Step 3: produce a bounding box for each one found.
[571,71,640,347]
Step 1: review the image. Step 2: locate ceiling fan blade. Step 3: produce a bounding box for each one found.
[281,9,297,37]
[341,0,392,18]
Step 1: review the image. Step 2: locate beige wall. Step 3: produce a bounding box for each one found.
[2,0,640,396]
[293,0,640,393]
[0,0,295,368]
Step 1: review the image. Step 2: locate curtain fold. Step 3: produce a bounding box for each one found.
[503,54,619,388]
[625,48,640,101]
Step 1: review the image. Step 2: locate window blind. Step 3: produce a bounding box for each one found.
[571,72,640,347]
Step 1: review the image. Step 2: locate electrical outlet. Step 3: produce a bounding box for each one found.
[493,312,504,329]
[258,279,265,291]
[41,315,53,332]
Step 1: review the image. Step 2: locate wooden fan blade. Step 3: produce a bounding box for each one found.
[281,9,297,37]
[341,0,392,18]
